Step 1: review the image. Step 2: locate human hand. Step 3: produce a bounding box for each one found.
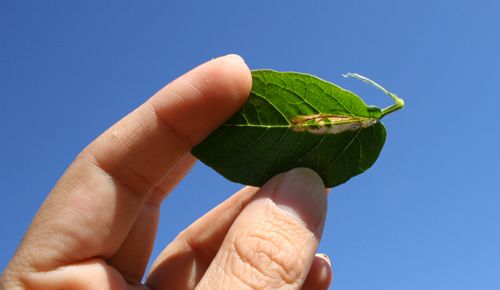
[1,55,332,290]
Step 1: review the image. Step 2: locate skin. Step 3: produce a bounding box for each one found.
[1,55,332,290]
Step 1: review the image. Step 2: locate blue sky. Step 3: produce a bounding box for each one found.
[1,1,499,289]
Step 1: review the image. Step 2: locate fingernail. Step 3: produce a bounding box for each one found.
[219,54,246,65]
[273,168,327,229]
[316,253,332,266]
[314,253,333,288]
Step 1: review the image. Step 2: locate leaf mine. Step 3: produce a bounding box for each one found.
[291,114,378,135]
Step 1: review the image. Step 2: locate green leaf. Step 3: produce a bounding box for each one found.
[192,70,404,188]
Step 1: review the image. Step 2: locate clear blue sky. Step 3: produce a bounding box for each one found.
[1,1,499,289]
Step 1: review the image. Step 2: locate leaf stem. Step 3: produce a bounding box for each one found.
[343,73,404,119]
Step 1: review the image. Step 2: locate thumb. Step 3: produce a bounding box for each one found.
[197,168,328,290]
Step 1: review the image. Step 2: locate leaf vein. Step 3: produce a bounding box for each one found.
[320,129,362,177]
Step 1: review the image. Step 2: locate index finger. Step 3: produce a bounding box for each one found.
[10,54,251,272]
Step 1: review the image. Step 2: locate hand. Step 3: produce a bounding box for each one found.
[1,55,332,290]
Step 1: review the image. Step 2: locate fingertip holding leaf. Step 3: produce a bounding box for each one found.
[192,70,404,188]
